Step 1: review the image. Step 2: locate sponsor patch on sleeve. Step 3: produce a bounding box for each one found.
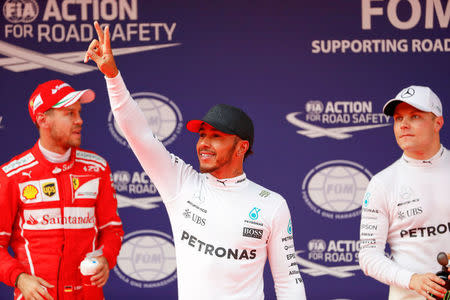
[2,153,35,174]
[75,150,107,167]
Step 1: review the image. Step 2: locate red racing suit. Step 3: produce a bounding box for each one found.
[0,142,124,300]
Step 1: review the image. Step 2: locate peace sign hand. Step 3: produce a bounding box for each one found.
[84,21,119,78]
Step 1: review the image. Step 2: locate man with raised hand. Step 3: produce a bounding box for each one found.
[359,85,450,299]
[85,21,306,300]
[0,79,124,300]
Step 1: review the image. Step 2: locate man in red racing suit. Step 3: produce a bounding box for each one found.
[0,79,124,300]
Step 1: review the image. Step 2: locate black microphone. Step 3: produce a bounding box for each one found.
[432,252,450,300]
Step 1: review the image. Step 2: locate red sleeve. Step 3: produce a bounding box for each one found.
[95,164,124,269]
[0,171,27,287]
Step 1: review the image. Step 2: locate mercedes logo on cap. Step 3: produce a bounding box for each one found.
[401,88,415,98]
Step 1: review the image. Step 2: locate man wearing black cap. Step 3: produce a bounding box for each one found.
[85,22,306,299]
[359,86,450,300]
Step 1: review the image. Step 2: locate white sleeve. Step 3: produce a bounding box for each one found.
[267,197,307,300]
[358,176,414,289]
[105,72,194,202]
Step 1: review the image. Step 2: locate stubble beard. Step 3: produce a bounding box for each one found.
[199,146,235,174]
[69,138,81,148]
[51,127,82,150]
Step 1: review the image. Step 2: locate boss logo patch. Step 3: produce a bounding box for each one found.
[243,227,263,239]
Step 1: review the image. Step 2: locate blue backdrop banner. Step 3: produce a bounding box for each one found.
[1,0,449,299]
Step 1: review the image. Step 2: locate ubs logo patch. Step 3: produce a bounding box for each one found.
[183,209,206,226]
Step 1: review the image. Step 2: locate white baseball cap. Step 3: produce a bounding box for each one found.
[383,85,442,117]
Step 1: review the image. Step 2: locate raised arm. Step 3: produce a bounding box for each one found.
[84,21,118,78]
[84,22,193,201]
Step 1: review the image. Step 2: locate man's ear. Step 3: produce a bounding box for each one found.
[434,116,444,133]
[236,140,250,158]
[35,113,49,129]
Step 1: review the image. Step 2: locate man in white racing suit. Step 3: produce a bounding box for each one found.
[359,85,450,300]
[84,22,307,300]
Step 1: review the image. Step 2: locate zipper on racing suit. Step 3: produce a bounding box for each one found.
[55,171,66,300]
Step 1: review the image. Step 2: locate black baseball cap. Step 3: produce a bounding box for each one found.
[186,104,254,148]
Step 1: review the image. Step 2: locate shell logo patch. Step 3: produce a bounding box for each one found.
[72,178,80,191]
[23,185,38,200]
[42,182,56,197]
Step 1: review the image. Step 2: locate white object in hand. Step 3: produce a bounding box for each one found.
[80,257,99,276]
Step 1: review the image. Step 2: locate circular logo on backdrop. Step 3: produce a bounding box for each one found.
[3,0,39,23]
[108,92,183,147]
[114,230,177,288]
[301,160,372,219]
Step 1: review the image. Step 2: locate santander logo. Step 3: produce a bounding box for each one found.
[23,208,96,230]
[26,215,39,225]
[26,213,95,226]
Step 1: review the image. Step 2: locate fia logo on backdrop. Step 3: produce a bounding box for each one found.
[301,160,372,220]
[296,239,361,279]
[113,169,163,211]
[286,100,391,140]
[296,238,393,279]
